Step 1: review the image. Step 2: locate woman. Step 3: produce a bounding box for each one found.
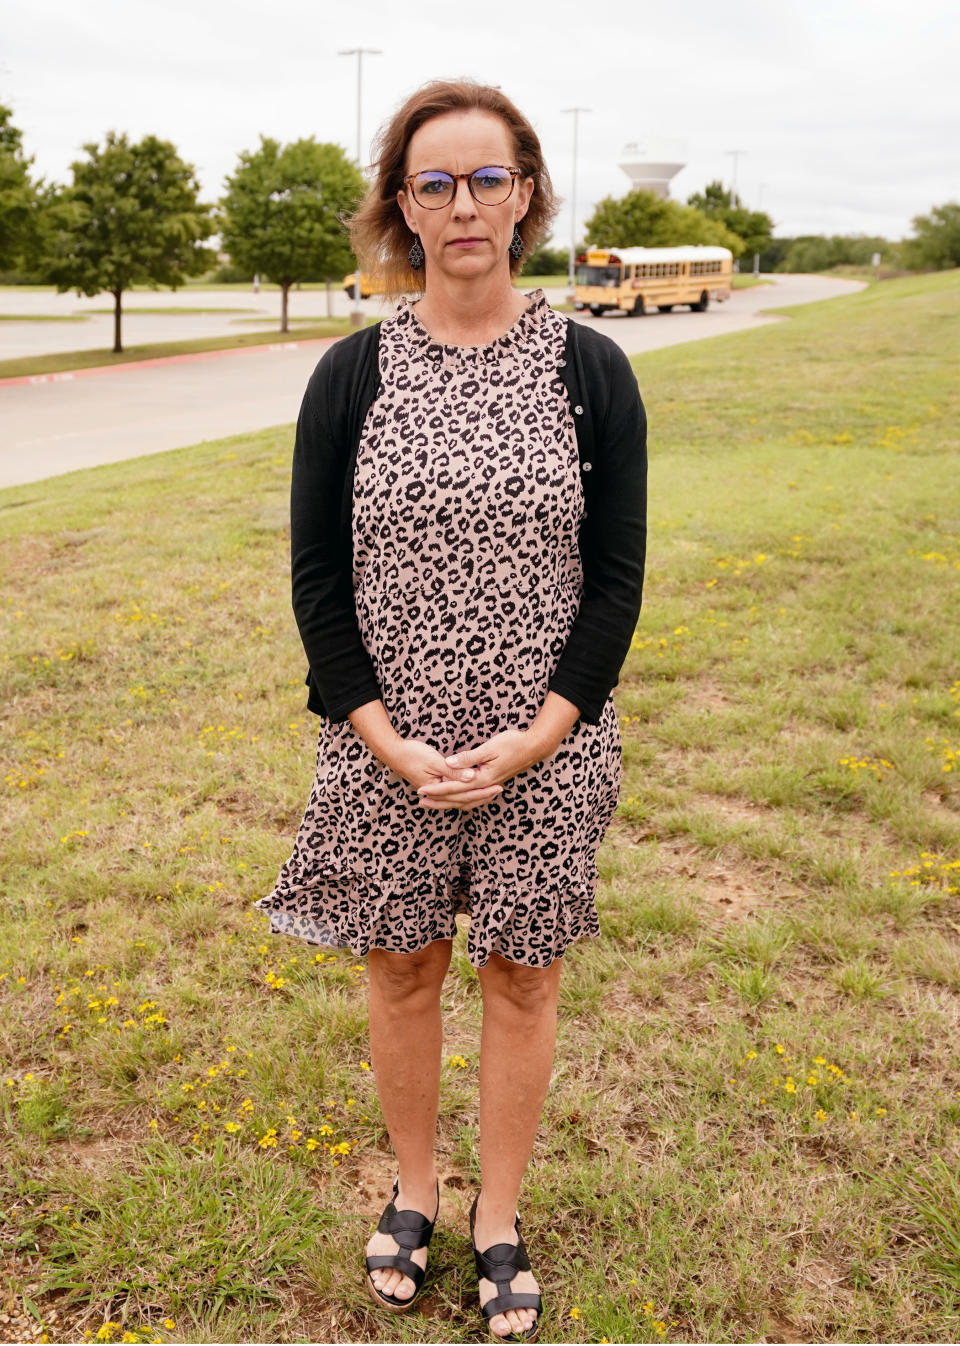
[254,78,647,1342]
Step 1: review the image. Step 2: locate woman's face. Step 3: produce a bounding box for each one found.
[397,110,534,285]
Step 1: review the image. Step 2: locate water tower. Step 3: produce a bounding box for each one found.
[617,137,687,198]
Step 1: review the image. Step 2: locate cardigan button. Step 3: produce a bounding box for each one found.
[557,358,566,367]
[582,461,592,471]
[574,404,583,415]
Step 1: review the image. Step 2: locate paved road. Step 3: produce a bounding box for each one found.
[0,274,865,491]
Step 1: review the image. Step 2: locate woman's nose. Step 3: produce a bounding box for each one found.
[451,177,478,217]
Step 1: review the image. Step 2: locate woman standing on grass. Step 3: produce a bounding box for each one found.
[254,77,647,1342]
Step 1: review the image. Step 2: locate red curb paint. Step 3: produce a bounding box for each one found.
[0,335,343,388]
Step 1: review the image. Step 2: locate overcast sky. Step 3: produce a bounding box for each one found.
[4,0,958,247]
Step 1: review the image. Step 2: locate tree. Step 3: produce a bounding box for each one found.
[43,131,215,352]
[522,238,570,276]
[0,104,41,273]
[901,202,960,271]
[584,188,743,255]
[775,233,898,272]
[218,137,365,332]
[686,180,774,258]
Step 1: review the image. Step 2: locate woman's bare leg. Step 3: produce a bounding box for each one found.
[363,939,452,1300]
[473,950,564,1338]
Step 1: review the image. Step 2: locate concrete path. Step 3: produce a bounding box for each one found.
[0,274,865,491]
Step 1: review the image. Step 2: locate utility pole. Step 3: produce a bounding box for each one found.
[754,183,769,277]
[339,47,382,327]
[724,149,746,206]
[561,106,590,299]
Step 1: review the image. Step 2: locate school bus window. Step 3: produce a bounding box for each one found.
[575,264,621,286]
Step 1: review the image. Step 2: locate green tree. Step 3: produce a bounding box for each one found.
[43,131,215,352]
[776,233,897,273]
[584,188,743,255]
[522,238,570,276]
[686,179,774,258]
[218,137,364,332]
[901,202,960,271]
[0,104,41,273]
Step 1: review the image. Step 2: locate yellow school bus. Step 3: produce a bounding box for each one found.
[574,245,733,315]
[343,271,386,299]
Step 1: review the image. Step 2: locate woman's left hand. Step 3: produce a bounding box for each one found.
[415,730,541,808]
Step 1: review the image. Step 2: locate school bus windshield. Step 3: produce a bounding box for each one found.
[575,264,621,287]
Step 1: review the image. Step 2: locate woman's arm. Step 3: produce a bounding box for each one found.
[290,350,385,722]
[546,342,648,724]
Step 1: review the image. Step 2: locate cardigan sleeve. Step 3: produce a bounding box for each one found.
[290,352,384,722]
[546,342,648,724]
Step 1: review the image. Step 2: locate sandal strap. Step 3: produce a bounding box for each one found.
[364,1252,425,1289]
[475,1238,532,1281]
[376,1202,436,1249]
[479,1290,542,1320]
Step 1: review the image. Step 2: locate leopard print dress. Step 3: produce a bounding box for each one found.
[254,288,622,969]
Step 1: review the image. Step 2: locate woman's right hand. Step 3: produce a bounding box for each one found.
[384,737,503,810]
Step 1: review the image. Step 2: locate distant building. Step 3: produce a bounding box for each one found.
[618,137,688,198]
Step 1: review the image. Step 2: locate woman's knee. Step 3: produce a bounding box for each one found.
[478,950,563,1014]
[368,939,453,1005]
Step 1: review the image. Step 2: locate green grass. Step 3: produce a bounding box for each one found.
[1,270,959,1343]
[731,274,772,289]
[0,312,89,322]
[82,306,262,316]
[0,275,565,376]
[0,319,374,380]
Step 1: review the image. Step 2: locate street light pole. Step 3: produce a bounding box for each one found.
[724,149,746,206]
[339,46,381,327]
[561,106,590,300]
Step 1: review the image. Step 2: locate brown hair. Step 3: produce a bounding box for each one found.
[344,78,560,299]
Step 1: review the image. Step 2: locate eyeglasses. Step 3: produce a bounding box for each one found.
[402,165,521,209]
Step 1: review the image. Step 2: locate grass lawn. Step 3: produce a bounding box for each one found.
[1,270,959,1344]
[0,313,90,323]
[0,321,370,381]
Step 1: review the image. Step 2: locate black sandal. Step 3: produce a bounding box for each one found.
[469,1192,543,1343]
[364,1175,439,1313]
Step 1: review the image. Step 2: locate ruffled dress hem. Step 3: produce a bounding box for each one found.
[252,860,601,971]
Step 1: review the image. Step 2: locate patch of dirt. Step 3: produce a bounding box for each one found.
[214,786,297,831]
[683,681,738,712]
[655,837,801,920]
[922,789,960,829]
[697,792,774,825]
[60,1136,116,1170]
[761,1309,808,1343]
[799,1256,845,1291]
[351,1147,472,1232]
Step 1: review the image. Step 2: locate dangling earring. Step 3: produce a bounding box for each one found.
[408,235,425,269]
[508,226,525,259]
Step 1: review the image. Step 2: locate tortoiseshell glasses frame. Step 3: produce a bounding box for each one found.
[401,165,522,209]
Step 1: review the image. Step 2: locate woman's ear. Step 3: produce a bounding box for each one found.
[397,188,416,235]
[515,176,535,223]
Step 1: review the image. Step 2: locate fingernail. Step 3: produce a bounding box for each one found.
[463,769,474,778]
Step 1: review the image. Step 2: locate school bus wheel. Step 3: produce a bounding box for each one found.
[589,303,602,315]
[631,295,645,316]
[691,290,709,312]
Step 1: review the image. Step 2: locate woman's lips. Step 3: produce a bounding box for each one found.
[448,238,485,248]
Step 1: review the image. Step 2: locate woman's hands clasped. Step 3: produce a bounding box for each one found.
[386,730,541,810]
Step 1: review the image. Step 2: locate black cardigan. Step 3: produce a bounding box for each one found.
[290,313,648,727]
